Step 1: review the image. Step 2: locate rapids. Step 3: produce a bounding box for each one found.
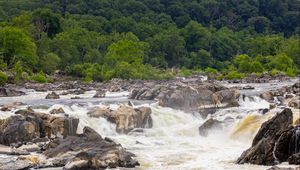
[0,79,298,170]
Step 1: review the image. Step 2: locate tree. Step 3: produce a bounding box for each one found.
[0,27,37,68]
[32,8,62,39]
[40,53,61,74]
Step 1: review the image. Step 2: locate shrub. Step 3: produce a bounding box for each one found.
[31,72,47,83]
[0,71,8,86]
[205,67,218,74]
[225,71,244,80]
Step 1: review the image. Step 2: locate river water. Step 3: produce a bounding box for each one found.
[0,79,298,170]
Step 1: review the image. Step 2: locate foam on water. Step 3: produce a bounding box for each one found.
[0,85,297,170]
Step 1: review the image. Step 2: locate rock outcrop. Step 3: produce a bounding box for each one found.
[87,106,153,134]
[198,118,223,136]
[45,92,60,99]
[130,81,240,113]
[237,108,300,165]
[44,127,139,169]
[0,109,79,146]
[0,87,25,97]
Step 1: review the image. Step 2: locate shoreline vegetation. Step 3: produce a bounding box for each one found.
[0,0,299,86]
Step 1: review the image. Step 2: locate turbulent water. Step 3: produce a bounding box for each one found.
[0,80,298,170]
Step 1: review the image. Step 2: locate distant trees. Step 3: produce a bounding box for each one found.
[0,0,299,84]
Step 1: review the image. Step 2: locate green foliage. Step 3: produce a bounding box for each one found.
[0,71,7,86]
[0,27,37,68]
[225,71,245,80]
[0,0,299,83]
[40,52,60,74]
[30,71,47,83]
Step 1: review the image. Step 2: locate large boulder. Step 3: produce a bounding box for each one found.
[44,127,139,169]
[87,106,153,134]
[288,96,300,109]
[110,106,153,133]
[45,92,60,99]
[129,81,239,113]
[0,110,79,146]
[0,87,25,97]
[237,108,300,165]
[198,118,223,136]
[0,115,41,146]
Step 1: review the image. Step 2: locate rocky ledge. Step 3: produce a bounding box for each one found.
[87,105,153,134]
[0,109,139,169]
[129,80,240,117]
[237,108,300,165]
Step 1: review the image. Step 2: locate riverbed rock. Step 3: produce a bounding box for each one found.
[0,87,25,97]
[93,90,106,98]
[49,107,65,114]
[87,106,111,118]
[288,153,300,165]
[45,92,60,99]
[237,108,299,165]
[44,126,139,169]
[260,91,274,102]
[199,118,223,136]
[110,106,153,133]
[0,110,79,146]
[1,101,24,111]
[288,96,300,109]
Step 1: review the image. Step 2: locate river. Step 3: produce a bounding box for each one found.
[0,79,298,170]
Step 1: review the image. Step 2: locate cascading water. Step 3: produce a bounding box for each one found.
[0,79,298,170]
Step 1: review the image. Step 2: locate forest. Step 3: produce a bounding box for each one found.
[0,0,299,85]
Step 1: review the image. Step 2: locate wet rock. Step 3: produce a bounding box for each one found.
[45,92,60,99]
[87,106,111,118]
[0,115,41,146]
[288,153,300,165]
[199,118,223,136]
[49,107,65,114]
[70,96,81,99]
[267,166,295,170]
[0,87,25,97]
[44,127,139,169]
[0,101,24,111]
[242,85,255,90]
[237,108,297,165]
[288,96,300,109]
[93,90,106,98]
[110,106,153,133]
[0,156,33,170]
[0,110,79,146]
[260,91,274,102]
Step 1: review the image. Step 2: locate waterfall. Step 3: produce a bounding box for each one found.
[272,133,285,164]
[289,126,300,155]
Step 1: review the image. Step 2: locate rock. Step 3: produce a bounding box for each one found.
[260,91,274,102]
[0,110,79,146]
[237,108,297,165]
[0,87,25,97]
[87,107,111,118]
[93,90,106,98]
[45,92,60,99]
[199,118,223,136]
[88,106,153,134]
[44,126,139,169]
[0,115,41,146]
[0,156,33,170]
[288,96,300,109]
[267,166,295,170]
[71,96,81,99]
[288,153,300,165]
[1,101,24,111]
[242,85,255,90]
[110,106,153,133]
[49,107,65,114]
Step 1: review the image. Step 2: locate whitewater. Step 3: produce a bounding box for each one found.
[0,80,298,170]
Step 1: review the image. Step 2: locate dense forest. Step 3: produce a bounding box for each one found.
[0,0,299,84]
